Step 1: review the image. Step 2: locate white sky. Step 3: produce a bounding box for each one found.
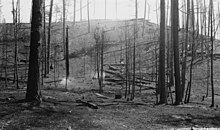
[1,0,220,26]
[1,0,159,23]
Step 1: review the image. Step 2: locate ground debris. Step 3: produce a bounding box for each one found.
[76,99,98,109]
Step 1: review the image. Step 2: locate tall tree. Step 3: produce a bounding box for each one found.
[131,0,138,100]
[169,0,174,87]
[63,0,67,89]
[26,0,43,102]
[12,0,19,89]
[80,0,82,21]
[186,0,195,103]
[63,0,66,58]
[182,0,190,101]
[43,0,47,77]
[100,29,104,93]
[203,0,210,98]
[142,0,147,37]
[171,0,182,105]
[73,0,76,24]
[158,0,167,104]
[87,0,90,32]
[46,0,54,75]
[65,26,70,89]
[210,0,214,107]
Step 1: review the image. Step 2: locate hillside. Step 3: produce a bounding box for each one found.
[1,19,220,129]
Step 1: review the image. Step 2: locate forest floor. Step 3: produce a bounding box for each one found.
[0,78,220,130]
[1,20,220,129]
[1,56,220,130]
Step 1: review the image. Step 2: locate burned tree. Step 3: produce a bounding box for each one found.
[26,0,43,102]
[158,0,167,104]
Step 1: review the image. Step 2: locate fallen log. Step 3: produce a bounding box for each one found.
[94,93,109,99]
[44,79,62,84]
[104,70,124,79]
[105,78,151,85]
[108,66,120,71]
[76,99,98,109]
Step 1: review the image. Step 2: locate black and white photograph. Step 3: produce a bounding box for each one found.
[0,0,220,129]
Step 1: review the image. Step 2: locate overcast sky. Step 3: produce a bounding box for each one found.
[1,0,220,25]
[1,0,159,23]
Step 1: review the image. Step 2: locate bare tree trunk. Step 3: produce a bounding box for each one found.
[200,1,204,60]
[155,41,158,104]
[26,0,43,102]
[182,0,190,102]
[65,26,70,89]
[203,0,210,98]
[63,0,66,59]
[142,0,147,37]
[46,0,54,75]
[210,0,214,108]
[172,0,182,105]
[131,0,138,100]
[187,0,195,103]
[125,23,128,98]
[87,0,90,33]
[100,30,104,93]
[43,0,47,77]
[169,0,174,87]
[54,46,57,87]
[159,0,167,104]
[63,0,67,89]
[128,34,131,95]
[12,0,19,89]
[73,0,76,24]
[17,0,20,23]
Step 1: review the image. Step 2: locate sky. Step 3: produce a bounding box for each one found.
[0,0,158,23]
[0,0,220,27]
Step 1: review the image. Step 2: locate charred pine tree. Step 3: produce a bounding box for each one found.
[182,0,190,102]
[12,0,19,89]
[100,29,104,93]
[26,0,43,102]
[65,26,70,89]
[73,0,76,24]
[131,0,138,100]
[94,28,101,92]
[142,0,147,37]
[158,0,167,104]
[169,0,174,87]
[210,0,214,108]
[186,0,195,103]
[46,0,54,75]
[43,0,47,77]
[87,0,90,33]
[171,0,182,105]
[200,1,204,60]
[125,23,128,98]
